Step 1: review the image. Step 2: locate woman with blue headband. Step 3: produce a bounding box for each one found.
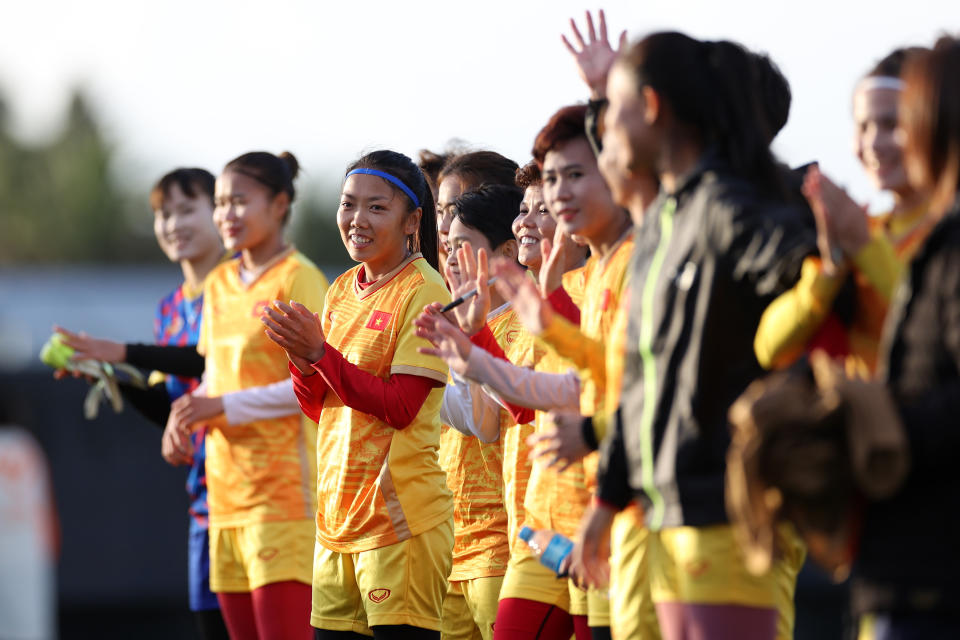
[262,150,454,639]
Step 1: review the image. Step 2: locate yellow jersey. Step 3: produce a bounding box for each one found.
[314,253,453,553]
[438,425,509,581]
[524,237,634,538]
[199,247,329,528]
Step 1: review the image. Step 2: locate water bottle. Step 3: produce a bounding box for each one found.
[518,526,573,576]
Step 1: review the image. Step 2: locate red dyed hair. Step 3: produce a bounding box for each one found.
[532,104,589,169]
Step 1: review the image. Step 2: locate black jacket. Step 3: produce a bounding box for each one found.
[852,195,960,616]
[596,155,813,529]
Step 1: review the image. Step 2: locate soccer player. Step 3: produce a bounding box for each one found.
[54,168,230,639]
[262,150,453,640]
[575,33,813,640]
[433,184,526,640]
[492,103,632,640]
[853,36,960,640]
[436,152,519,268]
[754,47,933,376]
[181,151,329,640]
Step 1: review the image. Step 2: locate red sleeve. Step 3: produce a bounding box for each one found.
[289,361,328,424]
[468,326,535,425]
[504,401,535,426]
[312,343,441,429]
[548,286,581,326]
[470,325,507,361]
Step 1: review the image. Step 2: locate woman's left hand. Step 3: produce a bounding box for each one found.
[261,300,327,365]
[169,393,224,430]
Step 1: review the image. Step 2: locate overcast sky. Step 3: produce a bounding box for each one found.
[1,0,956,210]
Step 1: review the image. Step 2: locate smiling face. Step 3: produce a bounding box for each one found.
[853,85,910,195]
[153,182,220,263]
[213,170,287,253]
[542,137,622,243]
[512,185,555,270]
[337,173,420,279]
[445,216,494,282]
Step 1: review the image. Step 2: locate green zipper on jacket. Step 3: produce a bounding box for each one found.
[639,196,676,530]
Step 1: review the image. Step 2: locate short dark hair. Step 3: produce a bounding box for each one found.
[532,105,589,168]
[149,168,215,211]
[438,151,519,192]
[451,184,524,250]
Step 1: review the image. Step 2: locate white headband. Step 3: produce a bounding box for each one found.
[858,76,905,92]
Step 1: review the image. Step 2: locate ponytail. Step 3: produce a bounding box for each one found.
[622,32,784,195]
[224,150,300,223]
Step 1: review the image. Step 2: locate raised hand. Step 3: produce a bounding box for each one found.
[537,226,568,298]
[491,258,552,335]
[54,325,126,363]
[527,411,591,471]
[415,303,473,376]
[803,165,868,274]
[562,9,628,99]
[261,300,326,371]
[445,242,492,336]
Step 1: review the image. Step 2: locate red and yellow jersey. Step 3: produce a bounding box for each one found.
[574,234,634,417]
[489,305,538,555]
[561,265,587,309]
[315,254,453,553]
[849,206,933,374]
[198,248,329,528]
[438,425,508,581]
[755,204,932,376]
[523,240,634,539]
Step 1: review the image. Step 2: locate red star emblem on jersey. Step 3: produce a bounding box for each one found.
[365,310,393,331]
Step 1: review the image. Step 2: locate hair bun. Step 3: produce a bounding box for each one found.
[279,151,300,180]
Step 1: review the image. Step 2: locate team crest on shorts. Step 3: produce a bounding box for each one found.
[368,588,391,603]
[257,547,278,561]
[684,558,710,578]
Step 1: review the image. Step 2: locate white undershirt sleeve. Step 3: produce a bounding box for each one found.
[464,345,581,413]
[221,378,301,425]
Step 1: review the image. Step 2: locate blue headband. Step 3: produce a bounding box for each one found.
[346,168,421,208]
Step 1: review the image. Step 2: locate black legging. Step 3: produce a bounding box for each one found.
[590,627,612,640]
[194,609,230,640]
[315,625,439,640]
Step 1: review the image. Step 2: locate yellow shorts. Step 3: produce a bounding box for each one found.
[499,547,608,625]
[311,519,454,635]
[609,508,659,640]
[648,523,806,640]
[441,576,504,640]
[209,519,315,593]
[499,548,569,609]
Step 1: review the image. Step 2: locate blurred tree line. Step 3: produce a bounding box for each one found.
[0,88,349,269]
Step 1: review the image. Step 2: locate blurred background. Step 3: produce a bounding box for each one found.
[0,0,953,637]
